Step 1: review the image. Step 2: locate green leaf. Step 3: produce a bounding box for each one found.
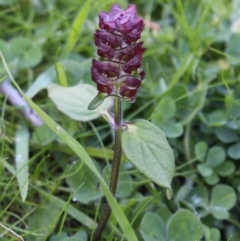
[156,96,176,122]
[152,111,164,125]
[167,84,189,109]
[161,122,183,138]
[140,212,166,241]
[225,34,240,65]
[209,206,229,220]
[175,183,192,203]
[210,184,237,210]
[209,228,221,241]
[206,146,226,167]
[204,173,219,185]
[63,0,90,56]
[0,39,13,63]
[157,205,172,224]
[197,164,213,177]
[228,101,240,119]
[207,110,227,127]
[61,238,81,241]
[195,141,208,162]
[209,184,237,220]
[0,0,17,6]
[15,123,29,202]
[48,83,113,122]
[122,119,175,199]
[66,161,103,204]
[10,37,42,69]
[215,126,238,143]
[227,120,240,129]
[26,67,55,98]
[203,226,221,241]
[61,237,85,241]
[27,201,61,241]
[50,232,68,241]
[228,143,240,160]
[32,123,57,146]
[216,161,235,177]
[187,185,209,207]
[73,231,87,241]
[167,209,202,241]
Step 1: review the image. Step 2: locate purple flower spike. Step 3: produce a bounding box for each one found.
[91,4,145,100]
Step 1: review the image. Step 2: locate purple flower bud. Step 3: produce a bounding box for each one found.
[91,4,145,100]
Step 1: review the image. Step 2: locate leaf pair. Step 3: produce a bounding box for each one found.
[48,83,175,198]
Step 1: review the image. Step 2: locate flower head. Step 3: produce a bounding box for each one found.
[91,4,145,100]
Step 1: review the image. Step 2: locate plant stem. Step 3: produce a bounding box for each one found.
[93,97,122,241]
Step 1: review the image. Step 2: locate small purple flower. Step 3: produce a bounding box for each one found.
[91,4,145,100]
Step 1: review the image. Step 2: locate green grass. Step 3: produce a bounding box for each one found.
[1,0,240,241]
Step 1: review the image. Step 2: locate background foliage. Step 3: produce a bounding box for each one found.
[0,0,240,240]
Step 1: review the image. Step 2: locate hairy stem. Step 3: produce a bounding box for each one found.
[93,97,122,241]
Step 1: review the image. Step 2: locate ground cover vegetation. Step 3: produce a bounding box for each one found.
[0,0,240,240]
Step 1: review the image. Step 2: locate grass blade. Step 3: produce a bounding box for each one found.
[63,0,91,57]
[15,122,29,202]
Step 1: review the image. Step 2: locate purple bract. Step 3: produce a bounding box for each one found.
[91,4,145,100]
